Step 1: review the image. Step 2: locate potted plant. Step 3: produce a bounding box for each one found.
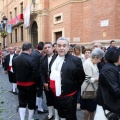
[1,31,7,38]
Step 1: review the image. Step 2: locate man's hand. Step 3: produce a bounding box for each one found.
[44,83,49,91]
[4,71,8,74]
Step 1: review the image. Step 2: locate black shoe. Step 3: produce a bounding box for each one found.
[44,115,54,120]
[48,115,54,120]
[9,90,18,95]
[37,109,48,114]
[13,92,18,95]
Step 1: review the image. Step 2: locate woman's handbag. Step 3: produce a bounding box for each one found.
[100,84,120,120]
[82,82,97,99]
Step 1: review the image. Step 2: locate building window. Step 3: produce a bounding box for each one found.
[55,16,61,22]
[54,13,63,25]
[10,33,12,43]
[10,12,12,20]
[21,26,23,41]
[14,7,17,17]
[15,29,17,42]
[20,2,23,14]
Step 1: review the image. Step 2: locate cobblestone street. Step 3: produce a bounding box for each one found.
[0,65,84,120]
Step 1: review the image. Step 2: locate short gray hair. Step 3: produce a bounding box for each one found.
[94,42,102,48]
[91,48,104,58]
[56,37,69,44]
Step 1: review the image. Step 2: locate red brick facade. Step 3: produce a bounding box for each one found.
[47,0,120,46]
[0,0,120,48]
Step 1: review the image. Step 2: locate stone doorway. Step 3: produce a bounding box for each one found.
[55,31,62,41]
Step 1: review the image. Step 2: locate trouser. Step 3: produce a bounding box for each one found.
[77,87,81,103]
[18,84,37,109]
[36,84,43,97]
[56,94,77,120]
[44,89,56,108]
[8,71,16,83]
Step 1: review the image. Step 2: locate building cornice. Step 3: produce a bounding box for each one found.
[35,9,49,16]
[71,39,120,47]
[49,0,88,12]
[36,0,88,15]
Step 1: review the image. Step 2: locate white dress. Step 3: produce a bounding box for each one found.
[94,105,109,120]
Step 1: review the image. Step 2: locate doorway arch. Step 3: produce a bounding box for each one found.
[31,21,38,48]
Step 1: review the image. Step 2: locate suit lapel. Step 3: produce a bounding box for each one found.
[49,54,57,71]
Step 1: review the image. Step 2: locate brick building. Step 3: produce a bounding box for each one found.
[0,0,120,48]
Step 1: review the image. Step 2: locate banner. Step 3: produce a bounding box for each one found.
[24,4,31,28]
[6,24,12,33]
[16,16,18,24]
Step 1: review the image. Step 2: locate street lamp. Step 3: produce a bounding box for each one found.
[0,16,8,48]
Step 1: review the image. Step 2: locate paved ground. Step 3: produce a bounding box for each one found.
[0,65,84,120]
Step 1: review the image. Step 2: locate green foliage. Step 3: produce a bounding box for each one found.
[0,31,7,37]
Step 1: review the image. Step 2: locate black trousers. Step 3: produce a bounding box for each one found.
[44,89,56,108]
[18,84,37,109]
[56,94,77,120]
[8,71,16,83]
[36,84,43,97]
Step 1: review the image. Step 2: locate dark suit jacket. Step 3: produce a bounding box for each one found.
[12,52,38,85]
[4,53,18,71]
[40,54,54,85]
[49,54,85,96]
[31,50,43,87]
[97,62,120,113]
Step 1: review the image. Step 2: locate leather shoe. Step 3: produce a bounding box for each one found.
[48,116,54,120]
[13,92,18,95]
[44,115,54,120]
[37,109,48,114]
[9,91,18,95]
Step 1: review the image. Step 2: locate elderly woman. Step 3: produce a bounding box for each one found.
[81,48,104,120]
[94,48,120,120]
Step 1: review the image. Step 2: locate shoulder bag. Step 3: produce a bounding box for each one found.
[81,82,97,99]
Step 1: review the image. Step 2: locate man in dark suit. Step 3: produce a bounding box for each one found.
[49,37,85,120]
[12,43,38,120]
[4,47,18,94]
[41,42,59,120]
[31,42,48,114]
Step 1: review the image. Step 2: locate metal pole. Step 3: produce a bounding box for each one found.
[3,23,5,48]
[3,37,5,48]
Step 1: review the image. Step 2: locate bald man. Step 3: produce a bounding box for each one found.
[4,47,18,94]
[93,42,102,49]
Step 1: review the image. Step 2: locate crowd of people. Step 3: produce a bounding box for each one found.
[1,38,120,120]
